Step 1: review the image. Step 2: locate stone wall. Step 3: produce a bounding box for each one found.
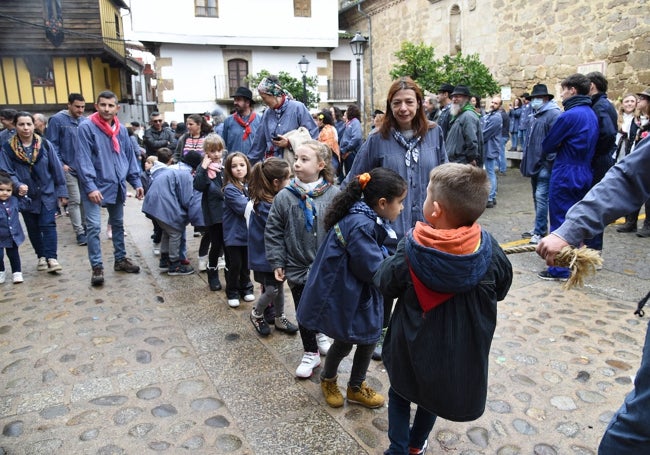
[341,0,649,113]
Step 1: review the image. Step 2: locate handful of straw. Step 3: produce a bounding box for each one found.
[502,244,603,289]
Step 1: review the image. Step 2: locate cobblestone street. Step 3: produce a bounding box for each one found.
[1,171,648,455]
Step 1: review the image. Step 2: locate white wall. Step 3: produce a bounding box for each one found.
[128,0,338,48]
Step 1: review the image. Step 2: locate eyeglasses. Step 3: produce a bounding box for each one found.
[152,120,163,123]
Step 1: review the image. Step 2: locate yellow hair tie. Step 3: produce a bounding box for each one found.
[358,173,371,190]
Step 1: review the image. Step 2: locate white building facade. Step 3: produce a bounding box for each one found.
[127,0,357,122]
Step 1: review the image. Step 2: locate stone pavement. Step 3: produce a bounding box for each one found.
[1,171,648,455]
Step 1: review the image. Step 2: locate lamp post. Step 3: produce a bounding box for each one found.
[298,55,310,106]
[349,31,367,109]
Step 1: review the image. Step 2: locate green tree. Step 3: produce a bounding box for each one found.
[246,70,320,109]
[390,42,500,97]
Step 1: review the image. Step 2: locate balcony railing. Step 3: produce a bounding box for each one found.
[327,79,356,101]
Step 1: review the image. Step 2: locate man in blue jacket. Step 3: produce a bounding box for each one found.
[584,71,617,253]
[538,74,598,281]
[75,91,144,286]
[536,138,650,455]
[46,93,88,246]
[482,98,503,208]
[519,84,561,244]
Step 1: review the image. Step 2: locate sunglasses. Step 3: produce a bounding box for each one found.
[152,120,163,123]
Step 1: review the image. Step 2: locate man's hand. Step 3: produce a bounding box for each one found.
[274,267,285,282]
[88,190,103,205]
[135,187,144,200]
[536,233,569,266]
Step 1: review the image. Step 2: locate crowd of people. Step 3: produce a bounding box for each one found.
[0,70,648,454]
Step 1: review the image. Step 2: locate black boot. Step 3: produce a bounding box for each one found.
[617,214,638,232]
[207,267,222,291]
[637,223,650,238]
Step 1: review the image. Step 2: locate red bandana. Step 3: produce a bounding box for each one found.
[89,112,121,153]
[233,112,257,141]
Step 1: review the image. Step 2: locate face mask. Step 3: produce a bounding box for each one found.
[530,99,543,110]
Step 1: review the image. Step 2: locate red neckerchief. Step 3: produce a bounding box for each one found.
[89,112,121,153]
[408,222,482,313]
[233,112,257,141]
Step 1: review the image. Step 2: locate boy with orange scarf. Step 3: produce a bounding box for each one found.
[374,163,512,455]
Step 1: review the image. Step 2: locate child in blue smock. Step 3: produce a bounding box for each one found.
[0,171,28,284]
[297,167,407,409]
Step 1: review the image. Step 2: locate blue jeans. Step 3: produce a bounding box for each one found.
[499,136,508,172]
[83,199,126,268]
[510,132,518,150]
[64,171,85,236]
[599,320,650,454]
[531,167,550,236]
[485,158,497,202]
[22,206,58,259]
[385,387,437,455]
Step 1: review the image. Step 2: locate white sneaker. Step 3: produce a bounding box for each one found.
[198,255,208,272]
[37,257,48,271]
[227,298,240,308]
[12,272,23,283]
[243,293,255,302]
[529,234,542,245]
[316,333,331,356]
[217,256,226,270]
[295,351,321,378]
[47,258,63,273]
[0,271,5,284]
[153,244,161,256]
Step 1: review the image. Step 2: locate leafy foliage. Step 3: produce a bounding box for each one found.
[246,70,320,109]
[390,42,500,97]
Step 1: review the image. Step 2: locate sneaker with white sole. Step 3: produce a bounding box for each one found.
[198,255,208,272]
[227,298,240,308]
[529,234,542,245]
[275,315,299,334]
[242,292,255,302]
[47,258,63,273]
[0,271,5,283]
[295,351,321,378]
[12,272,23,284]
[37,257,48,271]
[250,310,270,337]
[316,333,331,356]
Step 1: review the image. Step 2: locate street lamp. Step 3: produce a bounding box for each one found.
[298,55,310,106]
[349,31,367,108]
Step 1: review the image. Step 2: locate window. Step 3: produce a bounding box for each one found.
[228,59,248,96]
[25,55,54,87]
[450,5,461,55]
[114,13,120,38]
[294,0,311,17]
[195,0,218,17]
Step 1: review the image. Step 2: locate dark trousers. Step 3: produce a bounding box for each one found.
[224,245,253,299]
[289,282,318,353]
[205,223,224,268]
[0,243,21,273]
[321,340,375,388]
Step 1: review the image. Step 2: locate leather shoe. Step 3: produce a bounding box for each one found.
[617,221,637,233]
